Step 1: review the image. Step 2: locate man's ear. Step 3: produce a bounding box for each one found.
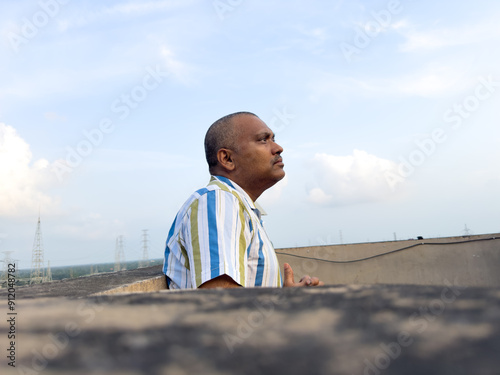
[217,148,236,171]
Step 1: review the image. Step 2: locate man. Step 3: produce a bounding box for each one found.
[163,112,323,289]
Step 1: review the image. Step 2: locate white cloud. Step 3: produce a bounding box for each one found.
[56,0,195,31]
[309,62,477,99]
[394,64,474,97]
[307,150,400,206]
[160,47,195,85]
[0,64,136,100]
[0,43,191,102]
[307,187,333,205]
[44,112,67,122]
[102,0,191,16]
[0,123,58,217]
[396,18,500,52]
[296,26,330,46]
[87,148,196,171]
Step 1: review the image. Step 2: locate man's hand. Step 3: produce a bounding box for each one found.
[198,274,242,289]
[283,263,324,287]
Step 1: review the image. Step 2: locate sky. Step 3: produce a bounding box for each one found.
[1,0,499,269]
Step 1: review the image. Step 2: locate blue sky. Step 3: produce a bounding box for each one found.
[1,0,499,268]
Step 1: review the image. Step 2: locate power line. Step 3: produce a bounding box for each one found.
[275,236,499,264]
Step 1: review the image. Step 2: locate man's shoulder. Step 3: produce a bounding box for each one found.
[175,177,250,221]
[181,180,239,209]
[167,179,242,243]
[194,178,234,197]
[207,176,234,193]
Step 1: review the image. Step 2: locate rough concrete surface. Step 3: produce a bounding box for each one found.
[2,235,500,374]
[0,265,164,299]
[2,284,500,375]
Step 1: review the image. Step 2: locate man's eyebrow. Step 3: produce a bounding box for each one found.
[255,131,275,138]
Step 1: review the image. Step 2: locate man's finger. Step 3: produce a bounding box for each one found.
[283,263,295,286]
[309,277,321,286]
[298,276,310,285]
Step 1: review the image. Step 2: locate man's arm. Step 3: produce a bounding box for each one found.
[198,265,323,288]
[283,263,324,287]
[198,274,242,289]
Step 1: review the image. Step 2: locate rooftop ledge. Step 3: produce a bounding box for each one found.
[7,232,499,301]
[3,233,500,375]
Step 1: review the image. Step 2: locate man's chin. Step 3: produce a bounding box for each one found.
[274,170,286,182]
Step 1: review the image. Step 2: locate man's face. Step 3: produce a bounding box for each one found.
[232,115,285,194]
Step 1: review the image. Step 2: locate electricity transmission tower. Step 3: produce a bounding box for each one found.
[30,215,45,284]
[1,251,14,287]
[114,235,126,271]
[45,260,53,282]
[462,224,473,236]
[90,264,99,275]
[139,229,149,268]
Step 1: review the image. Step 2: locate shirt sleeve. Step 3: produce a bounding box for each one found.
[184,189,251,288]
[163,211,193,289]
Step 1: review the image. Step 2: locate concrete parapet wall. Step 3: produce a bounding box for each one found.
[276,233,500,287]
[4,284,500,374]
[94,275,167,296]
[3,234,499,374]
[5,265,166,300]
[5,233,498,302]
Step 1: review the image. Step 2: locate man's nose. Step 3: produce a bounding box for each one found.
[273,141,283,155]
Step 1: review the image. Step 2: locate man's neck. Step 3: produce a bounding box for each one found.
[212,173,262,202]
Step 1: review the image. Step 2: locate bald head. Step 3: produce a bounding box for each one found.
[204,112,258,173]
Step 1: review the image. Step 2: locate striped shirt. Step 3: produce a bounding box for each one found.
[163,175,282,289]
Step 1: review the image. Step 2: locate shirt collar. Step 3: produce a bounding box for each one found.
[212,175,267,222]
[211,175,254,204]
